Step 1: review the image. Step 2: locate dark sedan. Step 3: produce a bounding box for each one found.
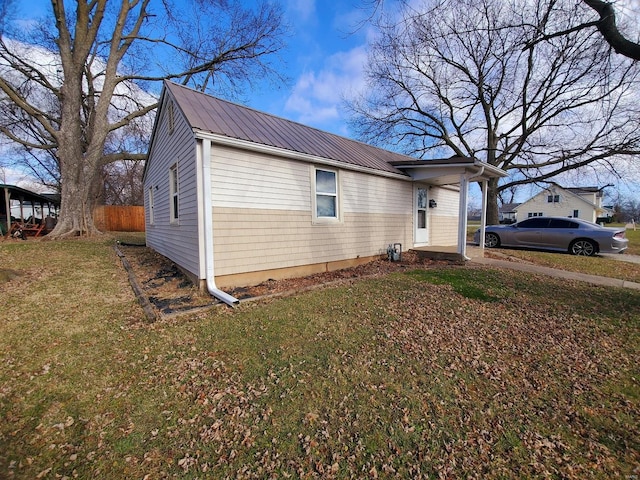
[473,217,629,256]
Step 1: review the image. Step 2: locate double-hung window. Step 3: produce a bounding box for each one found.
[313,168,339,221]
[169,164,179,223]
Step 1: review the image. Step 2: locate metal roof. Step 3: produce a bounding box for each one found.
[1,184,60,206]
[164,81,413,176]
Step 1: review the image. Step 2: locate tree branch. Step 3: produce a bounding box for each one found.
[526,0,640,60]
[583,0,640,60]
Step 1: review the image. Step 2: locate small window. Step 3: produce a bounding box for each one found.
[169,164,179,223]
[148,187,154,225]
[314,168,339,220]
[573,209,579,218]
[418,210,426,229]
[547,195,553,203]
[554,195,560,203]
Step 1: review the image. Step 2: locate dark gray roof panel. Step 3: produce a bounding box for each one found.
[165,81,410,176]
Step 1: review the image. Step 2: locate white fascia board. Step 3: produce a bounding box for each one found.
[194,131,412,182]
[394,161,506,182]
[474,161,508,178]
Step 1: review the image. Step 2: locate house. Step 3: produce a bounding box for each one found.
[514,185,614,223]
[498,202,520,224]
[143,81,506,304]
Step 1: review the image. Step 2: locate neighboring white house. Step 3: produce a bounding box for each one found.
[514,185,614,223]
[143,81,505,304]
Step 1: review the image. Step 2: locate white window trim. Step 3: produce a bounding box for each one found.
[311,166,341,224]
[169,163,179,224]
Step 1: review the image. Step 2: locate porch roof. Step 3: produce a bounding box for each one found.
[389,157,507,185]
[1,184,60,208]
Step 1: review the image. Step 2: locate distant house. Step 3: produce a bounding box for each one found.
[143,81,506,303]
[514,185,613,223]
[498,203,520,224]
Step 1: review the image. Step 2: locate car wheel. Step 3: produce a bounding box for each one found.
[485,232,500,248]
[570,239,596,256]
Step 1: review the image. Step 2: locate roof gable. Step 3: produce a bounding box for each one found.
[164,81,411,176]
[515,185,597,210]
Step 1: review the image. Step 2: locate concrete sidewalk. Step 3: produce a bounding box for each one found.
[469,255,640,290]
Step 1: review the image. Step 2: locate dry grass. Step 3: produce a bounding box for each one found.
[485,249,640,283]
[0,237,638,479]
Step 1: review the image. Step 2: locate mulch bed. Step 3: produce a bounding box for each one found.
[116,243,454,317]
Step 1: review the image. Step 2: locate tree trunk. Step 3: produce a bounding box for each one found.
[486,178,500,225]
[48,160,103,238]
[46,73,104,239]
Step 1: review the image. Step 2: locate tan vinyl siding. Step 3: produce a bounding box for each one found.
[210,145,412,215]
[429,216,459,245]
[208,145,413,277]
[342,170,411,214]
[212,208,411,276]
[144,97,201,277]
[428,187,460,246]
[211,147,311,211]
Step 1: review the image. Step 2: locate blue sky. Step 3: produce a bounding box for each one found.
[246,0,371,137]
[8,0,639,204]
[14,0,371,138]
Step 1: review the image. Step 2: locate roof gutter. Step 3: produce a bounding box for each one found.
[468,164,485,180]
[200,138,239,307]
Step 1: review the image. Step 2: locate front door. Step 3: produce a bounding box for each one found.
[415,186,428,245]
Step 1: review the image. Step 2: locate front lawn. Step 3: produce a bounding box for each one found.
[624,226,640,255]
[1,239,638,479]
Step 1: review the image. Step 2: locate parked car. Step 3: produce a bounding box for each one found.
[473,217,629,256]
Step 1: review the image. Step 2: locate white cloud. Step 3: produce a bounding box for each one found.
[284,45,368,132]
[287,0,316,23]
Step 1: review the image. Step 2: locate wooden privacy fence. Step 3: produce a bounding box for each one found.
[94,205,145,232]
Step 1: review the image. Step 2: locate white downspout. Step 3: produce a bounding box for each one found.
[200,138,239,306]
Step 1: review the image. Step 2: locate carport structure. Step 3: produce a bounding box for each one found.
[1,184,60,237]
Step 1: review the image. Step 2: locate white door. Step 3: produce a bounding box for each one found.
[415,186,428,245]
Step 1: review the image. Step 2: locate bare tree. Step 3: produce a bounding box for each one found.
[100,161,145,206]
[368,0,640,61]
[528,0,640,60]
[0,0,287,238]
[350,0,640,223]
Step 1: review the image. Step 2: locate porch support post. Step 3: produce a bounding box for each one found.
[3,187,10,235]
[457,173,469,258]
[479,180,488,252]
